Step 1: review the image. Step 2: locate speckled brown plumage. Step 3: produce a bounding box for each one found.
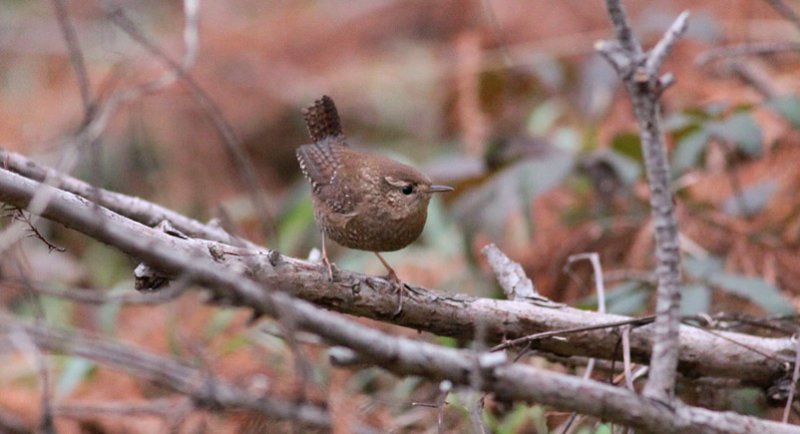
[296,95,452,283]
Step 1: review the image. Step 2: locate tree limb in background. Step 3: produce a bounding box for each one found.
[0,314,332,431]
[0,0,200,257]
[103,2,277,241]
[50,0,96,120]
[1,165,798,433]
[765,0,800,32]
[596,0,688,402]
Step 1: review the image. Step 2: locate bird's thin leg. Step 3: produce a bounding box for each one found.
[321,234,334,281]
[374,252,399,282]
[374,252,406,316]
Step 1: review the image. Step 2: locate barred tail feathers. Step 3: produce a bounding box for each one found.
[302,95,344,142]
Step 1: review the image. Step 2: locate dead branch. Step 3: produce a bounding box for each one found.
[1,162,799,432]
[0,164,793,387]
[0,149,251,247]
[103,2,276,240]
[597,0,688,402]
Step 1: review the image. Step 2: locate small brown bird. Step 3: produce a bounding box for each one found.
[297,96,452,310]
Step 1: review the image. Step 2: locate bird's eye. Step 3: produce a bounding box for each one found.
[401,184,414,195]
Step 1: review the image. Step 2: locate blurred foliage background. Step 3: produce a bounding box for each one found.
[2,0,800,432]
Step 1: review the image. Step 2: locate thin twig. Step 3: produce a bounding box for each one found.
[437,381,451,434]
[53,397,192,419]
[645,11,690,77]
[51,0,96,120]
[0,0,200,256]
[0,149,252,247]
[604,0,641,55]
[696,41,800,66]
[621,326,635,391]
[723,59,781,99]
[8,328,55,434]
[490,316,656,352]
[765,0,800,32]
[13,209,66,252]
[782,333,800,423]
[559,252,607,434]
[105,3,277,241]
[2,278,188,305]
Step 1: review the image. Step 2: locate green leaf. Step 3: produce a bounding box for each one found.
[552,126,582,153]
[579,281,650,315]
[495,404,547,434]
[276,185,316,254]
[593,424,613,434]
[611,132,642,161]
[221,335,250,355]
[204,309,237,340]
[526,99,564,135]
[39,295,74,327]
[708,272,795,314]
[436,336,458,348]
[664,112,697,132]
[672,130,710,173]
[722,180,777,217]
[56,357,95,397]
[681,284,711,315]
[453,151,574,238]
[608,286,649,315]
[767,95,800,129]
[708,113,762,157]
[702,102,729,118]
[684,257,724,279]
[729,387,768,416]
[602,150,641,185]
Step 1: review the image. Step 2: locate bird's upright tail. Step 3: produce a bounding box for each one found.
[302,95,344,142]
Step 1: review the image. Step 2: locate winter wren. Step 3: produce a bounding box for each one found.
[296,95,452,293]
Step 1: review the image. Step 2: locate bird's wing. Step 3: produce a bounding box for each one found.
[296,138,346,192]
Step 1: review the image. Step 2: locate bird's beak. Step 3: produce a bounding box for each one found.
[429,184,454,193]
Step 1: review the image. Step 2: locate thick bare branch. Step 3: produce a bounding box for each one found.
[0,149,250,246]
[0,166,793,386]
[0,165,797,432]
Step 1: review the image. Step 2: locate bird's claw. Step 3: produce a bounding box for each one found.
[388,279,409,318]
[321,256,337,282]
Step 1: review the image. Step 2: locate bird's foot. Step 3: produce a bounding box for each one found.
[321,255,337,282]
[383,271,411,318]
